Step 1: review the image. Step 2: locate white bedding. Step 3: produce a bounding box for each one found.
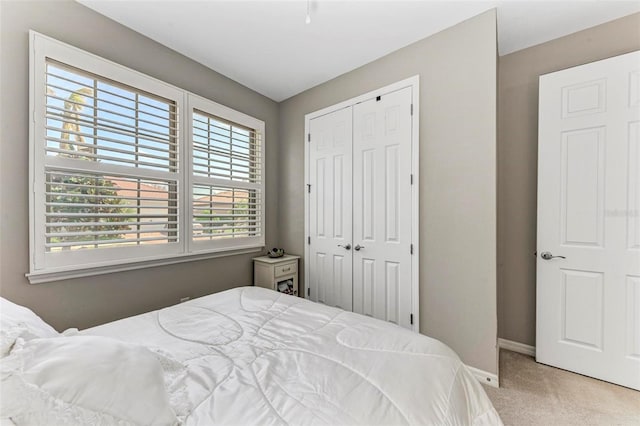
[83,286,502,425]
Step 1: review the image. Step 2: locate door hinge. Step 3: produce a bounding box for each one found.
[376,95,381,102]
[410,313,414,325]
[410,243,414,255]
[307,236,311,245]
[410,104,413,116]
[410,174,413,185]
[308,133,311,142]
[307,184,311,193]
[307,287,311,297]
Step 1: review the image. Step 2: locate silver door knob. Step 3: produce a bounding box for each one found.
[541,251,566,260]
[354,244,364,251]
[338,244,351,250]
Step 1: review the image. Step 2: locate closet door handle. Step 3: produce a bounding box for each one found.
[354,245,364,251]
[338,244,351,250]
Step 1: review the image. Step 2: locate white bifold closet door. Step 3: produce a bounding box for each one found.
[308,87,414,329]
[352,88,413,327]
[308,107,353,311]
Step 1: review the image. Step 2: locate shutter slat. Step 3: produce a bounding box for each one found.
[45,227,175,238]
[46,133,175,163]
[192,143,261,162]
[192,160,252,175]
[45,202,173,209]
[45,146,178,171]
[192,170,255,182]
[47,220,177,228]
[46,235,176,248]
[194,216,261,221]
[194,219,259,226]
[192,157,253,172]
[45,192,176,203]
[193,232,258,240]
[46,212,173,218]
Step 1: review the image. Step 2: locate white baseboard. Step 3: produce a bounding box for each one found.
[466,365,499,388]
[465,339,536,389]
[498,338,536,357]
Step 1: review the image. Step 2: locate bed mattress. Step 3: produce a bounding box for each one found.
[84,286,501,425]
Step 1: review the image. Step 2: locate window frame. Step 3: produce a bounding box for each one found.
[28,31,265,284]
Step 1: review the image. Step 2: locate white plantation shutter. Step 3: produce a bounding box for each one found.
[29,33,266,282]
[43,61,180,254]
[44,170,179,249]
[44,62,179,172]
[188,95,265,252]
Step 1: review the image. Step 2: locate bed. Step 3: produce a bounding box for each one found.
[1,287,502,425]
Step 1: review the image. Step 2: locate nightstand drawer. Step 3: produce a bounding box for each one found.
[274,262,297,278]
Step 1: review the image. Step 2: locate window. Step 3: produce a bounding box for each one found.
[189,96,264,252]
[44,62,179,253]
[29,32,265,283]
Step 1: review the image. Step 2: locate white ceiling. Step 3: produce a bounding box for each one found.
[78,0,640,102]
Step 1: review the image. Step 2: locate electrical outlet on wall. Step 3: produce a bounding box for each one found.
[179,297,190,303]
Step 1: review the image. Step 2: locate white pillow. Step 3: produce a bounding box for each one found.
[1,335,182,426]
[0,298,59,356]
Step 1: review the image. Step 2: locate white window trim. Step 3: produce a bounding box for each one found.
[27,31,265,284]
[26,247,263,285]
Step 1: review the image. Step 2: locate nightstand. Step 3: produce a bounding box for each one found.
[253,255,300,296]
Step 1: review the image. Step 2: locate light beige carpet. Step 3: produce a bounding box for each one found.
[483,349,640,426]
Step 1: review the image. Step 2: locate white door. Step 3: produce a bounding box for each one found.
[352,87,414,328]
[537,50,640,390]
[308,107,353,310]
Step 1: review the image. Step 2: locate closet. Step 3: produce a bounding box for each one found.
[304,78,419,331]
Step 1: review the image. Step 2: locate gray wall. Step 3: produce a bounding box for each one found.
[279,10,498,374]
[11,0,629,366]
[0,0,279,331]
[497,12,640,346]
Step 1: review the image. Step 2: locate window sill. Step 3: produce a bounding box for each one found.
[26,246,263,284]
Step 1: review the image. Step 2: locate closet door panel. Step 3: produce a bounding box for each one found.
[308,107,353,311]
[353,87,413,328]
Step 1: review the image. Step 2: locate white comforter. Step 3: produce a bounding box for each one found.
[84,287,502,425]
